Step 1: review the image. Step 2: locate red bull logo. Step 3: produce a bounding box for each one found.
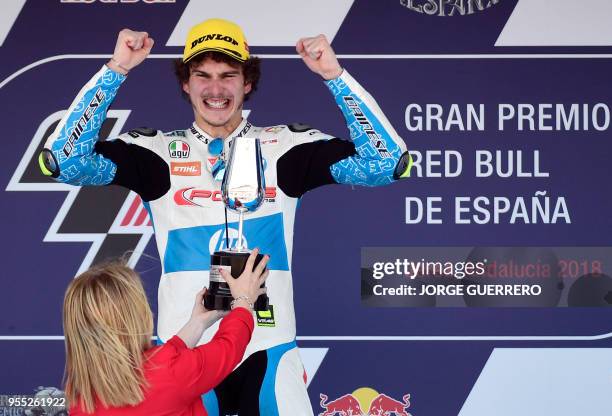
[368,393,411,416]
[319,393,364,416]
[319,387,412,416]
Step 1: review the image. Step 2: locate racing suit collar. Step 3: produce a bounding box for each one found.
[192,118,253,181]
[190,118,251,145]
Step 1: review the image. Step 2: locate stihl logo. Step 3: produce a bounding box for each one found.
[174,187,277,207]
[171,161,201,176]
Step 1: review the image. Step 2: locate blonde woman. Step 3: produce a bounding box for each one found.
[64,249,268,415]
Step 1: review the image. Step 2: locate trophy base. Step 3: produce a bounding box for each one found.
[204,250,270,311]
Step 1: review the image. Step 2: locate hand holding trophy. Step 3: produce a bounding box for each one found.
[204,137,270,311]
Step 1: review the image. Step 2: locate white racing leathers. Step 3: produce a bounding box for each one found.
[40,65,411,415]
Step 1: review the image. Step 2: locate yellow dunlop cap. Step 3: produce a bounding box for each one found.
[183,18,249,63]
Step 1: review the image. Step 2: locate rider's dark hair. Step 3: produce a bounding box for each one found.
[173,52,261,102]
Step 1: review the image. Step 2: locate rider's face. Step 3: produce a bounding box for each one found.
[182,58,251,129]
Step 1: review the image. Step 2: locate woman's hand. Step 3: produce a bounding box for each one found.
[190,288,227,330]
[219,248,269,311]
[177,288,226,347]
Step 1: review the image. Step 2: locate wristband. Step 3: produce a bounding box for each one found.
[110,57,130,73]
[231,295,253,310]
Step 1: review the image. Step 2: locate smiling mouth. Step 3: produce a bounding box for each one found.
[204,98,230,110]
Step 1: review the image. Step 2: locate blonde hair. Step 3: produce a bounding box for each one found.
[63,261,154,413]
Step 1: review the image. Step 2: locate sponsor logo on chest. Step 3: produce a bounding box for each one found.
[169,140,190,158]
[174,187,277,206]
[171,161,201,176]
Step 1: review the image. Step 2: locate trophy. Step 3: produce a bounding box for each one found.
[204,136,270,311]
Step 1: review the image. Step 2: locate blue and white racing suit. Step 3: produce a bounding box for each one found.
[40,65,412,416]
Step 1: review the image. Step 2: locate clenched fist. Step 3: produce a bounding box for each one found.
[107,29,154,75]
[296,34,343,80]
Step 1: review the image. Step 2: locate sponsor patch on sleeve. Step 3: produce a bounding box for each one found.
[287,122,314,133]
[127,127,158,138]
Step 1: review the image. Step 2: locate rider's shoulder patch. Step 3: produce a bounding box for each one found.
[287,123,314,133]
[165,129,187,138]
[263,125,286,134]
[127,127,158,138]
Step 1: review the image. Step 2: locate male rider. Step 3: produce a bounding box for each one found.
[40,18,411,416]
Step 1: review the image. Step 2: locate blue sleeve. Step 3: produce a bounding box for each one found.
[39,65,126,186]
[325,70,412,186]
